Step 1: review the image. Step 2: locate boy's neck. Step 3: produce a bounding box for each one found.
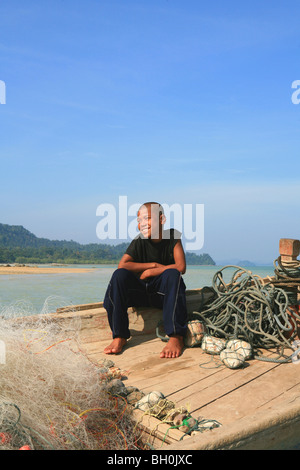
[140,231,163,243]
[150,236,163,243]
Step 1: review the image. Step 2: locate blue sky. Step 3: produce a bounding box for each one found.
[1,0,300,264]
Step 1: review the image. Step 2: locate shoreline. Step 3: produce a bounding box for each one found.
[0,265,95,275]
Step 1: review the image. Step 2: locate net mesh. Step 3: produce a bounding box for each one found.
[0,298,140,450]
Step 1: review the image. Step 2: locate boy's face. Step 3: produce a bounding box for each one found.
[137,204,163,240]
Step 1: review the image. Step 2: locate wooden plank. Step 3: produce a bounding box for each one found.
[195,362,300,427]
[83,334,277,398]
[239,361,300,411]
[125,356,228,396]
[84,336,281,422]
[169,359,280,414]
[56,302,103,313]
[85,340,295,448]
[67,330,300,434]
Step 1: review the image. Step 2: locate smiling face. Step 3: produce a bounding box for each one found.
[137,203,165,241]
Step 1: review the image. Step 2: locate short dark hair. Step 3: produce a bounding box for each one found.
[138,202,164,216]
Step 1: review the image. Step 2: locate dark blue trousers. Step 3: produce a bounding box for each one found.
[103,268,188,339]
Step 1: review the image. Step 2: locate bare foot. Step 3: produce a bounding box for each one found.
[104,338,127,355]
[160,335,184,358]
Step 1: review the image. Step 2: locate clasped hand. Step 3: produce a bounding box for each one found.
[139,263,165,280]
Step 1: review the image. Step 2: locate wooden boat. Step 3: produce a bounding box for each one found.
[16,238,300,450]
[35,283,299,451]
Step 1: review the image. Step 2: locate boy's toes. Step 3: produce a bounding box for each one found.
[159,336,184,359]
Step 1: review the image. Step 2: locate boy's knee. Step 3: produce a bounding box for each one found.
[111,267,133,283]
[161,268,186,293]
[104,268,133,308]
[162,268,181,281]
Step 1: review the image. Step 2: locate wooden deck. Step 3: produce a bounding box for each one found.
[50,289,300,450]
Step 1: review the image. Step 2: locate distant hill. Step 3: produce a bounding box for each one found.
[0,223,215,265]
[215,258,256,267]
[0,223,79,249]
[236,260,256,267]
[185,251,215,266]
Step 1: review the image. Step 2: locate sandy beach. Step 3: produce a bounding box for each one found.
[0,265,95,275]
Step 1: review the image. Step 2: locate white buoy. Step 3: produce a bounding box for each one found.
[184,320,206,347]
[135,391,165,411]
[201,335,226,355]
[220,349,245,369]
[226,339,252,360]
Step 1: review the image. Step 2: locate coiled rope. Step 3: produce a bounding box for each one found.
[274,256,300,281]
[193,265,300,363]
[272,256,300,306]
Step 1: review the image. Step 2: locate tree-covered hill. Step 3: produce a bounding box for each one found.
[0,223,79,249]
[0,223,215,265]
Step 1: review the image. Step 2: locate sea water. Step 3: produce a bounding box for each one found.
[0,264,275,315]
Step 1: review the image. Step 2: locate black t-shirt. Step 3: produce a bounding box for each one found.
[125,229,181,265]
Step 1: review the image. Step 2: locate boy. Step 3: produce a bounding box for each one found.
[103,202,188,358]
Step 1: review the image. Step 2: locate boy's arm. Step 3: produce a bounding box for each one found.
[118,254,160,273]
[118,241,186,278]
[139,240,186,279]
